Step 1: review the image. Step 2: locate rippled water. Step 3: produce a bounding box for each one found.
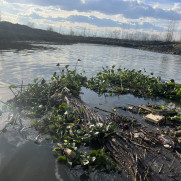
[0,43,181,101]
[0,43,181,181]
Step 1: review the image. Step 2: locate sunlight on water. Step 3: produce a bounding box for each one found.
[0,43,181,181]
[0,43,181,101]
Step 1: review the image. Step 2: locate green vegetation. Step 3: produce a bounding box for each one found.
[88,66,181,100]
[8,64,181,171]
[10,64,87,117]
[44,103,116,171]
[9,65,117,171]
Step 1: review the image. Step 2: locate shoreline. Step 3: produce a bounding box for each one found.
[1,39,180,56]
[1,21,180,55]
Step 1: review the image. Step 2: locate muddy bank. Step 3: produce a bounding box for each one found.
[1,21,181,55]
[1,39,180,56]
[0,41,58,51]
[139,43,181,55]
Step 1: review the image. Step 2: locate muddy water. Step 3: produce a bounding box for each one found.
[0,43,181,180]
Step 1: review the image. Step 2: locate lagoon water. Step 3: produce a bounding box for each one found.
[0,43,181,181]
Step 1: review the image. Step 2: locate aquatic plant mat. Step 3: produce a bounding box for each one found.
[7,66,181,181]
[88,66,181,101]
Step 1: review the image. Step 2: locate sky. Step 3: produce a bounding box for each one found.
[0,0,181,40]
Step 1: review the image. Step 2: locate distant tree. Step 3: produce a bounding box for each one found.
[69,27,75,36]
[47,26,54,32]
[82,27,86,37]
[166,19,176,42]
[112,29,121,39]
[27,22,35,28]
[93,31,97,37]
[59,25,62,34]
[150,33,159,41]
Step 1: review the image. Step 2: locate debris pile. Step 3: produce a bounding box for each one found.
[6,66,181,180]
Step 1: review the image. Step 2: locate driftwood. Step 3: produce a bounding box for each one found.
[138,105,176,116]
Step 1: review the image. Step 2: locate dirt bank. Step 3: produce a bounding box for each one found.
[139,43,181,55]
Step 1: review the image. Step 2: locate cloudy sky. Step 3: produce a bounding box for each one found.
[0,0,181,39]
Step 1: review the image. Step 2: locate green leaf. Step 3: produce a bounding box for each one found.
[9,84,16,88]
[66,123,75,127]
[53,72,57,77]
[57,156,67,163]
[33,78,38,83]
[53,147,60,152]
[45,137,50,140]
[52,136,58,142]
[31,121,36,126]
[80,108,84,111]
[91,149,100,156]
[9,103,15,109]
[49,124,55,130]
[2,105,7,111]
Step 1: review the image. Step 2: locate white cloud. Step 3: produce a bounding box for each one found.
[81,0,86,4]
[3,0,181,20]
[1,0,181,38]
[172,3,181,11]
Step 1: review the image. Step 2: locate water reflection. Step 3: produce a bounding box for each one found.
[0,131,59,181]
[0,43,181,181]
[0,43,181,101]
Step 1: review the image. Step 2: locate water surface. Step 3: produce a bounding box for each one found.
[0,43,181,181]
[0,43,181,101]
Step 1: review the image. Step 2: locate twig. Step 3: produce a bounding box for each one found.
[21,80,23,93]
[9,87,17,98]
[176,151,181,159]
[143,149,147,159]
[169,157,175,169]
[159,164,164,174]
[0,99,8,105]
[94,106,112,113]
[130,140,152,150]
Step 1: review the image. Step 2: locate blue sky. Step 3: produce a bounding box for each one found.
[0,0,181,40]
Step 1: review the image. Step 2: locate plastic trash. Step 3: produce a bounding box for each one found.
[124,124,129,130]
[163,144,172,149]
[158,135,171,145]
[134,132,144,138]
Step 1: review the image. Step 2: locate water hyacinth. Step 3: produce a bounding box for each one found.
[87,65,181,101]
[7,64,181,173]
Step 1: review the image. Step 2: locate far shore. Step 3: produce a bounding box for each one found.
[1,21,181,55]
[0,39,181,56]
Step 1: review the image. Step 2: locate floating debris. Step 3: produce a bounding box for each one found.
[7,65,181,180]
[144,113,164,124]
